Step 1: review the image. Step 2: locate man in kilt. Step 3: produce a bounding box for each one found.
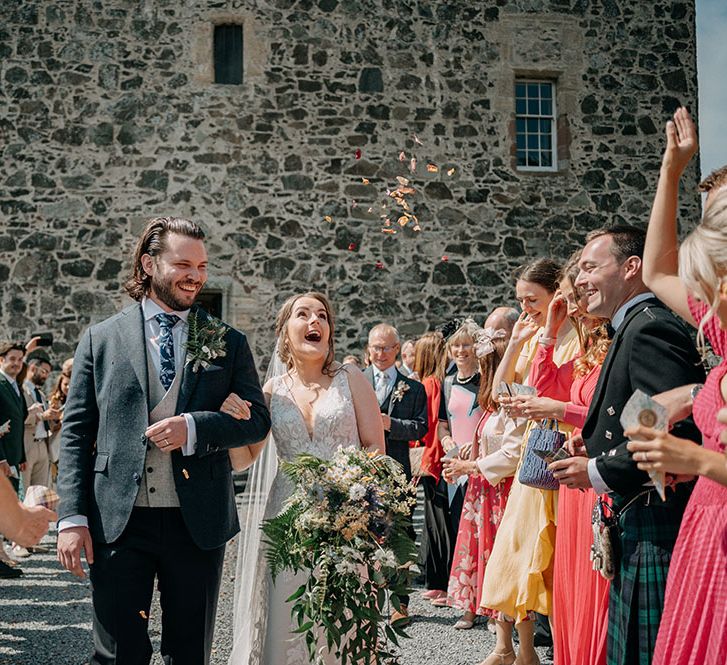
[548,225,705,665]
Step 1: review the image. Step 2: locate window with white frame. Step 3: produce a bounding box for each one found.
[515,80,557,171]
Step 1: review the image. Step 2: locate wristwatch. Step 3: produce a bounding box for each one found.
[690,383,704,402]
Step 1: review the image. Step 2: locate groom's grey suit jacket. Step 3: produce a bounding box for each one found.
[57,303,271,550]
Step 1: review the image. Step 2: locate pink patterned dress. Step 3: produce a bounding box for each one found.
[446,411,514,615]
[652,297,727,665]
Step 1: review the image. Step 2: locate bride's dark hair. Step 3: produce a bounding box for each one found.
[275,292,337,376]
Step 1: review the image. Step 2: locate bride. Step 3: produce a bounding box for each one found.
[222,292,385,665]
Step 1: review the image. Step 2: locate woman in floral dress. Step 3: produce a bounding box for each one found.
[442,308,527,630]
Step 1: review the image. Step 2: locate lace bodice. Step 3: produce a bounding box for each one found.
[269,368,361,462]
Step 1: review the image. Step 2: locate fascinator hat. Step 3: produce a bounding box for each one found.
[473,326,507,358]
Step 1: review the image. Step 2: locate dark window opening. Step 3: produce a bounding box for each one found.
[195,290,224,319]
[214,24,243,85]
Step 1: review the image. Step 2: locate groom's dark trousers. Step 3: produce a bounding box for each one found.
[57,304,270,664]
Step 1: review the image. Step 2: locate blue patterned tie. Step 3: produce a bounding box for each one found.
[155,313,180,390]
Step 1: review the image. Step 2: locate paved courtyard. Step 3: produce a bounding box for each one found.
[0,493,553,665]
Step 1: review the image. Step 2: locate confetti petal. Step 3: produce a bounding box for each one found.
[348,242,357,251]
[426,163,439,173]
[355,148,362,160]
[399,151,406,161]
[139,611,148,620]
[413,134,423,146]
[324,215,333,223]
[361,178,370,185]
[367,207,373,213]
[396,176,410,186]
[351,199,358,209]
[441,255,449,262]
[447,167,456,176]
[412,224,421,232]
[375,261,385,269]
[398,216,409,226]
[382,227,397,234]
[409,157,417,172]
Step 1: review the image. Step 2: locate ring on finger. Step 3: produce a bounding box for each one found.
[163,438,170,447]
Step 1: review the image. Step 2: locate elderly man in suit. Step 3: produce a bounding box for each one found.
[550,225,704,665]
[364,323,428,622]
[56,217,271,665]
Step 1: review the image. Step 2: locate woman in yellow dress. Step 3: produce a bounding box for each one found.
[478,259,580,665]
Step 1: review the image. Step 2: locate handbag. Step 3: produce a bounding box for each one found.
[590,497,619,580]
[409,445,426,477]
[517,419,565,490]
[590,489,651,580]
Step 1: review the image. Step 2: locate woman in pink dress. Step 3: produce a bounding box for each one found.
[625,108,727,665]
[441,308,526,630]
[510,255,611,665]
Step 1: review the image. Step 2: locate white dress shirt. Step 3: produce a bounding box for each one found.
[373,365,397,405]
[59,297,198,532]
[587,292,655,494]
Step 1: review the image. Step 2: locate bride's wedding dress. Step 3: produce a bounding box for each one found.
[230,369,361,665]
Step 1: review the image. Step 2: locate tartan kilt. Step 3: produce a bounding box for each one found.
[606,485,692,665]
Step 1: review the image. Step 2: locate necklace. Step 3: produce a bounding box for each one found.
[455,373,476,384]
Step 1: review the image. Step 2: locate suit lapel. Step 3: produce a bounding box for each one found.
[175,306,205,415]
[584,299,659,432]
[0,375,22,412]
[363,366,375,389]
[117,303,150,408]
[387,371,404,416]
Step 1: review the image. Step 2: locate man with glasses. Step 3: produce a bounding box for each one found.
[364,323,428,624]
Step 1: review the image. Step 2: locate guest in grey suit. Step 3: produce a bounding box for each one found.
[56,217,271,665]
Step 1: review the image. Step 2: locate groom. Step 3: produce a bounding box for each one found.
[56,217,271,665]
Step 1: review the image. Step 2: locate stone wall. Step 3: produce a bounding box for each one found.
[0,0,701,364]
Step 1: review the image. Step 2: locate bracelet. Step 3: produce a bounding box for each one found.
[539,336,555,347]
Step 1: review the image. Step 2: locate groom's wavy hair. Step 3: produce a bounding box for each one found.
[275,292,337,376]
[124,216,205,301]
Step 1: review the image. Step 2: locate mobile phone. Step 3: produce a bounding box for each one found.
[31,332,53,347]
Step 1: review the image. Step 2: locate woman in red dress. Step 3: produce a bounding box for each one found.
[624,108,727,665]
[509,256,611,665]
[413,331,451,604]
[441,308,526,630]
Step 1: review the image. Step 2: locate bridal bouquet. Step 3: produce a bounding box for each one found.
[262,447,418,665]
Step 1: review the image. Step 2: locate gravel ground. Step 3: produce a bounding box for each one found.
[0,492,553,665]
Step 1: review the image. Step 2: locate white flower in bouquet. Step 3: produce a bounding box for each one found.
[372,548,397,568]
[348,482,367,501]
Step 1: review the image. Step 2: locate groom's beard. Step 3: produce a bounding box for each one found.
[150,273,200,312]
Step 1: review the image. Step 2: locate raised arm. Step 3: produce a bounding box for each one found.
[490,313,539,401]
[643,107,697,326]
[345,365,385,453]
